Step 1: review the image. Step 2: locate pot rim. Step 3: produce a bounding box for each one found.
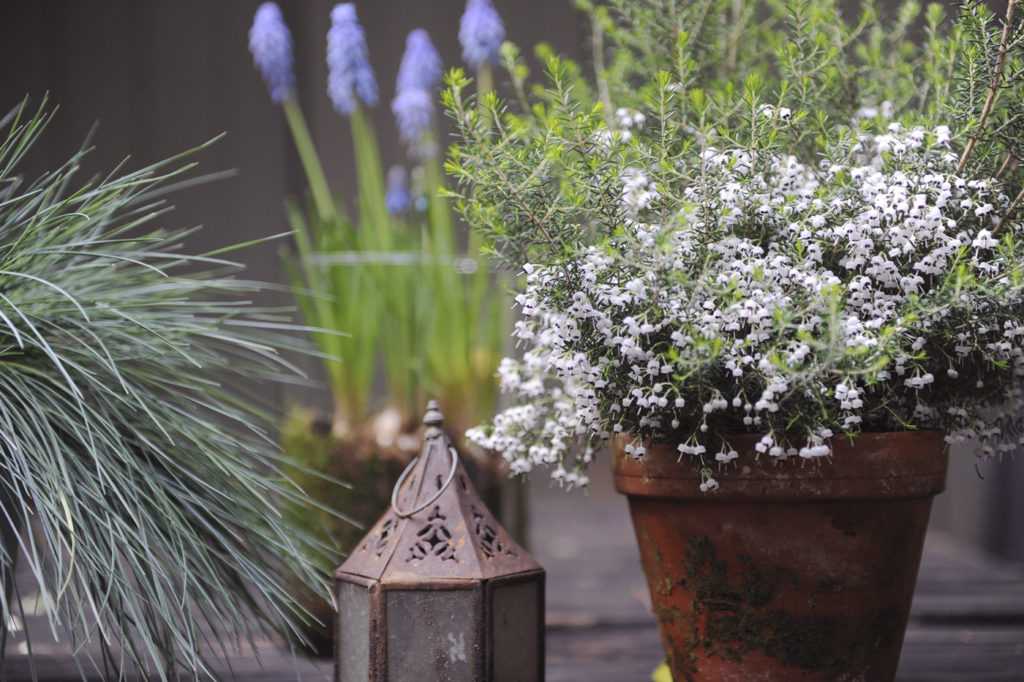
[612,431,949,501]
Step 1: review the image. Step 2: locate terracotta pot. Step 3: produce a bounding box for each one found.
[613,432,948,682]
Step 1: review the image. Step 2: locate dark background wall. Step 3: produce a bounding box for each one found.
[0,0,1020,563]
[0,0,585,284]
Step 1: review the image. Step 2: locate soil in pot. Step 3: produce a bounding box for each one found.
[613,431,949,682]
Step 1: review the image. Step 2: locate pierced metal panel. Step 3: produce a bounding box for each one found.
[407,506,458,563]
[371,517,398,557]
[471,506,517,560]
[385,588,481,681]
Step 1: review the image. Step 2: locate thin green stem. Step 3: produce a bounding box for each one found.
[997,153,1018,179]
[1005,186,1024,223]
[958,0,1017,173]
[477,64,494,97]
[283,99,336,223]
[350,105,391,249]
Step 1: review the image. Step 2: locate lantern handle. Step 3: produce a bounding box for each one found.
[390,446,459,519]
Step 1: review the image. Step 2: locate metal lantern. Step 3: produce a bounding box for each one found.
[335,401,545,681]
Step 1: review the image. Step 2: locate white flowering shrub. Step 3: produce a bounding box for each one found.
[446,0,1024,487]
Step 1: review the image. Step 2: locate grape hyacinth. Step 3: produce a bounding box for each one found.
[385,165,411,215]
[249,2,295,103]
[459,0,506,69]
[395,29,443,93]
[392,29,442,154]
[392,89,433,149]
[326,3,378,115]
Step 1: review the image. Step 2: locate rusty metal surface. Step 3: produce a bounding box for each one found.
[335,402,545,681]
[614,433,949,682]
[613,431,949,500]
[485,573,546,681]
[338,402,542,585]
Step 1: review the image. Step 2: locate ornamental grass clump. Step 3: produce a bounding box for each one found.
[0,99,332,676]
[447,0,1024,490]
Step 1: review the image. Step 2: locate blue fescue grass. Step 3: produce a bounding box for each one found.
[0,98,341,679]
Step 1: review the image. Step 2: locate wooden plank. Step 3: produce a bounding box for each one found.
[0,638,333,682]
[546,623,1024,682]
[529,462,654,629]
[4,624,1023,681]
[547,624,666,682]
[897,626,1024,682]
[911,534,1024,624]
[5,459,1024,679]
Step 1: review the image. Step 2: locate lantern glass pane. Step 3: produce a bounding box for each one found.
[386,588,480,680]
[337,580,370,681]
[491,579,541,681]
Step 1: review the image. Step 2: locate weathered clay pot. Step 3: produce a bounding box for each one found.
[613,432,948,682]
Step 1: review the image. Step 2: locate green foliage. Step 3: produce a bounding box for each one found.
[0,100,332,678]
[445,61,615,269]
[446,0,1024,269]
[280,99,505,434]
[453,1,1024,484]
[946,0,1024,176]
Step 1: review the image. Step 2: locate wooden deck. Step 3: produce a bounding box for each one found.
[533,463,1024,682]
[3,463,1023,681]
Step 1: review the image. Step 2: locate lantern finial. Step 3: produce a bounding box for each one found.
[423,400,444,428]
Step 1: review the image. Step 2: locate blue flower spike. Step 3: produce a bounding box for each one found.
[392,29,442,154]
[459,0,506,69]
[392,89,433,148]
[327,3,379,115]
[249,2,295,103]
[396,29,443,93]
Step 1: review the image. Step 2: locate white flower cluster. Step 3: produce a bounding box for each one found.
[593,107,647,150]
[469,123,1024,485]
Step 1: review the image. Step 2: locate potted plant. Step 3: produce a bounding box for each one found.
[248,2,512,654]
[447,0,1024,679]
[0,98,331,675]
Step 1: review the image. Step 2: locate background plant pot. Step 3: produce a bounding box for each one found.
[613,432,949,682]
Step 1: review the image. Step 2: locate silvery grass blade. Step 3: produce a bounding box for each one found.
[0,100,345,680]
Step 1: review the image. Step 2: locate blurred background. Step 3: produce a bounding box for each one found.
[0,0,1020,566]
